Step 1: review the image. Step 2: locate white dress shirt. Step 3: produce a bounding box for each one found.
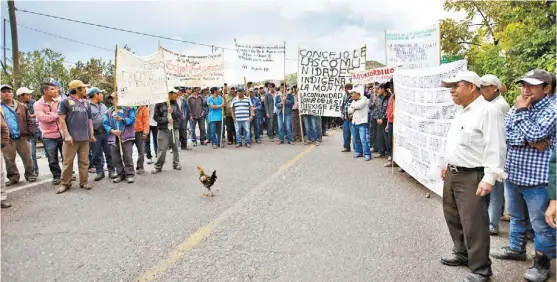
[491,94,510,118]
[445,95,507,185]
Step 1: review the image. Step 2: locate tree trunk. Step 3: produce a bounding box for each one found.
[8,0,20,88]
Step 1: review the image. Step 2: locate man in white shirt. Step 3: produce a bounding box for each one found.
[439,71,506,282]
[479,74,511,236]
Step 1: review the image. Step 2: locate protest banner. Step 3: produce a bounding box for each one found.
[160,46,224,90]
[115,47,168,106]
[352,66,396,85]
[385,23,440,69]
[297,46,367,117]
[234,39,285,80]
[392,60,467,196]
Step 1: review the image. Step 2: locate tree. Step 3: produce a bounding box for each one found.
[441,0,556,103]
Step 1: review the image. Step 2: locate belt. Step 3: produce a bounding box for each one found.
[447,164,483,173]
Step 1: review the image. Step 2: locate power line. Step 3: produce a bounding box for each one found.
[15,8,298,61]
[12,21,113,52]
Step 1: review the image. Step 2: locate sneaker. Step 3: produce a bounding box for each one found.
[26,176,37,183]
[112,175,125,183]
[56,185,70,194]
[52,178,61,185]
[173,165,182,170]
[246,144,251,148]
[94,174,105,181]
[523,251,551,282]
[489,225,499,235]
[151,169,162,174]
[212,145,217,149]
[109,172,119,179]
[490,246,526,261]
[303,141,309,145]
[5,180,18,187]
[315,142,320,146]
[1,200,11,208]
[126,176,135,184]
[354,154,363,158]
[80,183,92,190]
[288,142,294,145]
[364,156,372,161]
[146,158,153,164]
[136,168,144,175]
[236,144,241,148]
[387,156,392,161]
[256,140,261,144]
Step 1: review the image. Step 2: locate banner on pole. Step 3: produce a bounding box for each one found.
[116,48,167,106]
[160,46,224,90]
[392,60,467,196]
[386,23,440,69]
[352,66,396,85]
[297,46,367,117]
[234,39,285,80]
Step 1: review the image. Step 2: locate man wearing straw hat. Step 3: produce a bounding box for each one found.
[57,80,95,194]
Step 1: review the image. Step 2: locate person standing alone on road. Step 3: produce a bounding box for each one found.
[152,90,183,174]
[57,80,95,194]
[1,84,37,186]
[35,82,64,185]
[87,87,115,182]
[103,98,136,184]
[439,71,506,282]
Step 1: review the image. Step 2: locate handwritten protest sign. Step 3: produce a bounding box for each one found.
[160,46,224,90]
[352,66,396,85]
[234,39,285,80]
[393,60,467,196]
[116,47,167,106]
[297,46,366,117]
[386,23,440,69]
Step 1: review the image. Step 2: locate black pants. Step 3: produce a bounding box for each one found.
[374,120,388,155]
[144,126,158,159]
[133,132,145,170]
[179,117,188,147]
[91,131,113,175]
[443,168,492,277]
[111,140,134,177]
[225,116,235,143]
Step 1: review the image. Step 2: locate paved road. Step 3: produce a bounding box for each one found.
[1,130,554,281]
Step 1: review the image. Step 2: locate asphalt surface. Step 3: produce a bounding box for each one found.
[1,129,555,282]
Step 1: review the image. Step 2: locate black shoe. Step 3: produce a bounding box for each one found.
[94,173,105,181]
[112,175,125,183]
[462,272,490,282]
[5,180,18,187]
[1,200,12,208]
[490,246,526,261]
[523,251,551,282]
[151,169,162,174]
[440,253,468,266]
[173,165,182,171]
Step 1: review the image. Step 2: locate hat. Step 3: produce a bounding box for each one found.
[68,80,87,89]
[16,87,33,96]
[49,79,61,88]
[350,86,364,94]
[480,74,502,89]
[441,71,482,88]
[168,89,179,94]
[87,87,104,97]
[236,87,245,92]
[0,84,13,91]
[516,69,552,86]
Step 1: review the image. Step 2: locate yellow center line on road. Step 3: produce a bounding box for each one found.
[137,139,324,282]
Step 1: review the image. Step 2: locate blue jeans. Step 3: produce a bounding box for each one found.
[209,121,222,146]
[206,118,211,143]
[91,132,114,175]
[190,117,206,143]
[42,138,63,179]
[234,120,250,145]
[351,123,371,156]
[505,180,556,258]
[30,137,38,175]
[488,181,505,231]
[278,113,292,142]
[250,113,262,141]
[302,115,318,142]
[342,120,351,149]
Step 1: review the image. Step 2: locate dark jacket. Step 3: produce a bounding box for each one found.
[264,92,274,116]
[341,93,352,120]
[154,100,183,130]
[372,93,390,121]
[187,95,204,119]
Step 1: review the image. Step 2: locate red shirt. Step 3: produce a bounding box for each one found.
[386,95,394,123]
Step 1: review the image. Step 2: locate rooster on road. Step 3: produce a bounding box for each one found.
[196,166,217,197]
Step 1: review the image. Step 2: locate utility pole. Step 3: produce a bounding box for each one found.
[8,0,20,87]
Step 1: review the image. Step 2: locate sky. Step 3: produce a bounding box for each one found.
[1,0,464,84]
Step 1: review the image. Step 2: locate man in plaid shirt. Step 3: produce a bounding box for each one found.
[490,69,556,282]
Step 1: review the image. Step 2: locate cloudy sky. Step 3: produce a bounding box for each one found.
[1,0,463,84]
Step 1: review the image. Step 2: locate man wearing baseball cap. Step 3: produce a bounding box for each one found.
[16,87,40,177]
[57,80,95,193]
[479,74,511,236]
[1,84,37,187]
[490,69,556,282]
[439,71,506,282]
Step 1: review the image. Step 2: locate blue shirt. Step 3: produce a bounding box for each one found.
[251,96,262,112]
[207,95,224,123]
[505,96,557,186]
[1,102,20,140]
[231,97,252,122]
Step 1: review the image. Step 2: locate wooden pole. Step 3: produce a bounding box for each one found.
[113,45,123,153]
[8,0,20,87]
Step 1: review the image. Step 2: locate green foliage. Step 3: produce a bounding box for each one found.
[442,0,556,104]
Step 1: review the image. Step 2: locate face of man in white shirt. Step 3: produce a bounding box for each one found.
[450,81,478,107]
[480,85,499,102]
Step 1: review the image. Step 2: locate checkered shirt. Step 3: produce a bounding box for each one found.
[505,96,557,186]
